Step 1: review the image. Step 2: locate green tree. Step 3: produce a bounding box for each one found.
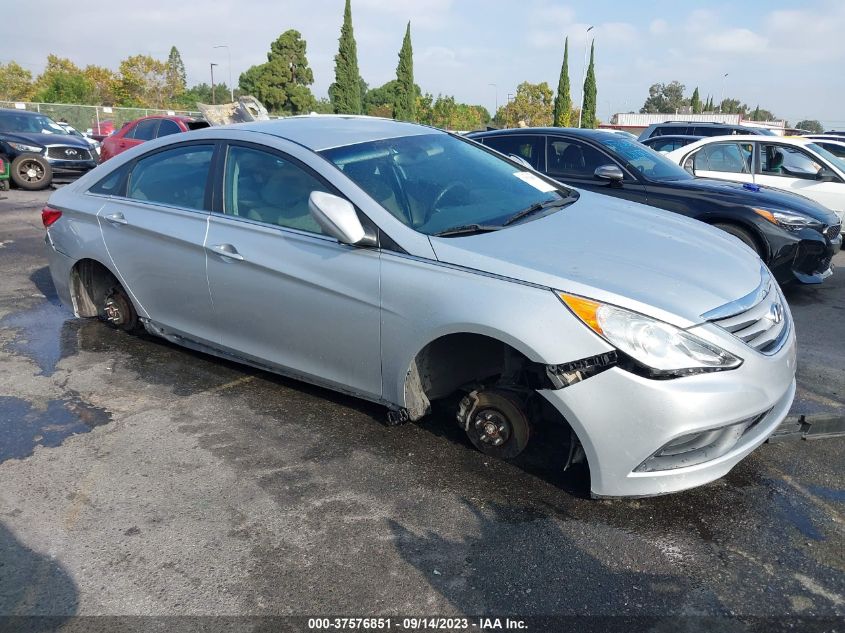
[581,40,597,128]
[83,65,118,105]
[719,98,746,115]
[34,55,95,104]
[238,30,317,114]
[330,0,363,114]
[0,61,34,101]
[796,119,823,133]
[553,37,571,127]
[690,87,701,114]
[365,80,421,117]
[393,22,415,121]
[165,46,187,103]
[640,80,686,114]
[117,54,168,107]
[496,81,554,128]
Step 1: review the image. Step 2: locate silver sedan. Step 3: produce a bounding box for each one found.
[42,116,796,497]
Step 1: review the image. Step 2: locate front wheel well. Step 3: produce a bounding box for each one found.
[706,218,769,260]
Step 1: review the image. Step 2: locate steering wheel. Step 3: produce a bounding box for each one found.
[427,182,465,223]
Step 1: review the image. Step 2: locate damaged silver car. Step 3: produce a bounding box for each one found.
[42,116,796,497]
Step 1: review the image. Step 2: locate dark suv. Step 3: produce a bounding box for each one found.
[639,122,776,141]
[468,128,841,285]
[0,108,98,190]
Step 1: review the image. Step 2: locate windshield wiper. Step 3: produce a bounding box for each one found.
[502,195,576,226]
[433,224,502,237]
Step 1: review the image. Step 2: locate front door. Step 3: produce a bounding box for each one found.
[754,142,845,219]
[684,141,754,184]
[205,142,382,398]
[98,142,217,341]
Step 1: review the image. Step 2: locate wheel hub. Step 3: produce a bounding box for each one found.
[473,409,511,446]
[103,296,125,325]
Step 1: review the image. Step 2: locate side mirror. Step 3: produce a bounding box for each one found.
[594,164,624,184]
[308,191,368,245]
[508,154,533,169]
[817,167,836,182]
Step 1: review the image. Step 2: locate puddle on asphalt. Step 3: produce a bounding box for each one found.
[0,289,76,377]
[0,395,111,463]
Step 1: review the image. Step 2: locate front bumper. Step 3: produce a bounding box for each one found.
[539,323,797,497]
[47,158,98,172]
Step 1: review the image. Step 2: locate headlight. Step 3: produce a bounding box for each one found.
[753,208,821,231]
[559,293,743,377]
[8,141,43,153]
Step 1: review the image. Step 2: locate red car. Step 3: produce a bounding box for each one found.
[100,115,209,162]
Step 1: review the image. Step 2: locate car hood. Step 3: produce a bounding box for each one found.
[429,190,764,328]
[0,131,92,149]
[659,177,840,225]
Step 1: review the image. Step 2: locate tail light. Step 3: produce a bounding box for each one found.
[42,206,62,228]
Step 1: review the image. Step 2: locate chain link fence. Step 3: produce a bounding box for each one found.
[0,101,202,137]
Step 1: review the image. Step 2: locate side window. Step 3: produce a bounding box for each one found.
[132,119,159,141]
[760,143,821,179]
[127,145,214,210]
[480,135,544,170]
[693,142,749,173]
[223,145,329,234]
[547,138,611,177]
[819,142,845,159]
[156,119,181,138]
[649,138,676,153]
[89,163,129,196]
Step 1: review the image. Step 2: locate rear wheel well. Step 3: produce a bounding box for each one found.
[69,258,121,318]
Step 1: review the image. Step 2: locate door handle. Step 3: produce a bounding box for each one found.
[208,243,244,261]
[104,212,128,225]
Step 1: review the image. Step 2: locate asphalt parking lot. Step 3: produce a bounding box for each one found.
[0,182,843,625]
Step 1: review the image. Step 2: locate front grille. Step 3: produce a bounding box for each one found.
[825,224,841,240]
[46,146,91,160]
[707,274,789,355]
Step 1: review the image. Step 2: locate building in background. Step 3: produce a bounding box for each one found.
[601,112,787,136]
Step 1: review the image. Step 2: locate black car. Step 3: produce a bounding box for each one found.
[0,108,98,190]
[638,122,776,141]
[467,128,841,285]
[640,135,702,154]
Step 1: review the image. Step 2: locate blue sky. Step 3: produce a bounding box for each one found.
[7,0,845,128]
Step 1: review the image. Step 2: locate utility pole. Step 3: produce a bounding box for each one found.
[214,45,234,101]
[210,63,218,105]
[719,73,729,114]
[578,25,594,128]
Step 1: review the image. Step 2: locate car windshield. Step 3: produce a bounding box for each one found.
[320,133,573,235]
[598,136,693,182]
[0,111,66,134]
[807,143,845,173]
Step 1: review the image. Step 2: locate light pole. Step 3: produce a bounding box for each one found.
[213,44,234,101]
[210,63,218,104]
[578,25,595,128]
[719,73,729,114]
[488,83,498,119]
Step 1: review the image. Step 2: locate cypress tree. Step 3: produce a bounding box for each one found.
[393,22,415,121]
[165,46,187,101]
[580,40,597,128]
[690,86,701,114]
[331,0,362,114]
[553,37,571,127]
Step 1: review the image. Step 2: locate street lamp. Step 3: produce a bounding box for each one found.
[719,73,729,114]
[213,44,234,102]
[578,25,595,128]
[210,62,218,105]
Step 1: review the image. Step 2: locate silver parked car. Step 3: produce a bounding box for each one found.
[43,116,797,497]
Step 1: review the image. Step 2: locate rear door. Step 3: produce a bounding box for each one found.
[98,142,217,341]
[119,118,159,155]
[204,141,382,398]
[478,134,545,170]
[684,141,754,183]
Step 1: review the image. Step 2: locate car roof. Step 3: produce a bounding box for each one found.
[468,127,624,142]
[642,134,703,140]
[238,115,439,151]
[0,107,47,117]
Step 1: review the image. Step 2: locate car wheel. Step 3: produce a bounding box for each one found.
[10,154,53,191]
[459,388,531,459]
[101,285,139,332]
[712,223,763,257]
